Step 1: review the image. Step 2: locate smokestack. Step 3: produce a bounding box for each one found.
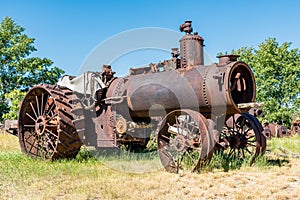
[179,21,204,68]
[217,54,240,65]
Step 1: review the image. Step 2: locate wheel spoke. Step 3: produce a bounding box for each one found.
[232,115,236,130]
[160,134,170,140]
[35,96,41,116]
[245,147,252,154]
[30,102,38,119]
[43,94,48,116]
[247,142,256,147]
[184,116,189,131]
[246,135,255,140]
[46,125,58,128]
[241,148,245,158]
[24,131,36,142]
[176,152,184,171]
[45,113,58,124]
[24,124,35,127]
[45,129,58,138]
[18,85,83,160]
[175,116,181,135]
[157,110,211,173]
[241,117,246,128]
[44,133,56,151]
[40,93,44,115]
[45,101,55,117]
[244,127,252,134]
[221,114,264,163]
[28,135,38,154]
[26,112,36,122]
[185,150,197,165]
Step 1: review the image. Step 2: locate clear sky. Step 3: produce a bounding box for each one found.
[1,0,300,76]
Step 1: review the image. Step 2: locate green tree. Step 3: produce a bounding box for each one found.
[229,38,300,126]
[2,90,26,120]
[0,17,64,119]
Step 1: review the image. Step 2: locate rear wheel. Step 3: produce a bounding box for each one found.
[18,84,84,159]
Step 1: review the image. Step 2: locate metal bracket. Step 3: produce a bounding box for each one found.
[104,96,126,104]
[213,72,224,85]
[237,102,264,109]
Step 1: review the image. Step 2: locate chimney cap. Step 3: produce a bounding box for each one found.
[217,54,240,65]
[179,20,193,34]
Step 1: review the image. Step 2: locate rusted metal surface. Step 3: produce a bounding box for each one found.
[106,21,255,118]
[93,106,116,147]
[220,113,266,164]
[106,21,255,119]
[217,55,240,65]
[18,84,84,159]
[4,119,18,129]
[17,20,265,173]
[291,119,300,135]
[1,119,18,135]
[157,109,215,173]
[263,122,289,138]
[110,58,255,118]
[248,107,263,118]
[129,58,179,76]
[179,21,204,67]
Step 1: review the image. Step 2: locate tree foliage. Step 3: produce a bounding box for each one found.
[2,90,26,120]
[0,17,64,119]
[229,38,300,126]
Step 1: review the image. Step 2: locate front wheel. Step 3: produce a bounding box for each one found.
[157,109,215,173]
[221,113,266,164]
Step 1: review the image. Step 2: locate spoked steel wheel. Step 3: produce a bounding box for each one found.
[18,84,84,159]
[222,113,266,164]
[157,109,215,173]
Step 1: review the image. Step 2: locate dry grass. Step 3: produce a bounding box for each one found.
[0,132,20,152]
[1,132,300,200]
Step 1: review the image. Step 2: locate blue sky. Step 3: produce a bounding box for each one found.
[1,0,300,76]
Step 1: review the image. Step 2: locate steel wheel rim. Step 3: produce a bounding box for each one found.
[223,114,260,162]
[157,110,212,173]
[19,87,59,159]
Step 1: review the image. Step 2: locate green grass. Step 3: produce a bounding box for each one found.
[0,147,116,199]
[207,134,300,172]
[88,147,162,173]
[1,132,300,199]
[207,151,251,171]
[267,134,300,155]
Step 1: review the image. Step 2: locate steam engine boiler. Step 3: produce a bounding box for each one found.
[18,21,266,173]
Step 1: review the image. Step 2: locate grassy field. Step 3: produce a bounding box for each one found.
[1,132,300,200]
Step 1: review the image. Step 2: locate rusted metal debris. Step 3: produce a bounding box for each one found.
[291,119,300,135]
[0,119,18,135]
[263,122,289,139]
[17,20,266,173]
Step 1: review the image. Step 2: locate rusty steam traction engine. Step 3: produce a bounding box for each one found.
[18,21,266,173]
